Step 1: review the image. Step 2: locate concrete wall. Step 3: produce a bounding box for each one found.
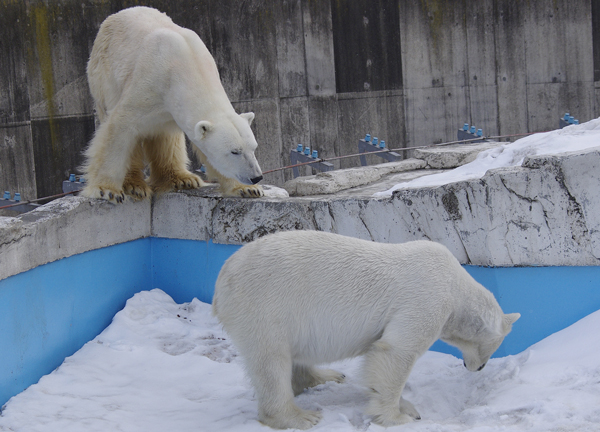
[1,0,599,199]
[2,145,600,282]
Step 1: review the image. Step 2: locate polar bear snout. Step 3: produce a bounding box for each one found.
[236,173,262,185]
[463,361,486,371]
[235,163,262,185]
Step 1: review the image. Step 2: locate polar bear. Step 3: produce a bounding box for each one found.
[212,230,520,429]
[81,6,264,203]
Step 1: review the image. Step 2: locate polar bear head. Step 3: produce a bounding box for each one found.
[193,112,263,185]
[444,312,520,372]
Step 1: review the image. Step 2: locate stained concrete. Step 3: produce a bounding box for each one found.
[412,141,503,169]
[2,143,599,284]
[1,0,599,199]
[283,158,427,196]
[0,197,151,281]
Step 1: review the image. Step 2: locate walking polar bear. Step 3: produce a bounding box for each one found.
[82,7,263,203]
[213,230,520,429]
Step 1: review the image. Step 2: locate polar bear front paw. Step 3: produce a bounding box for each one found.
[171,171,204,190]
[366,396,420,427]
[370,411,414,427]
[230,184,264,198]
[259,404,322,430]
[399,396,421,420]
[150,171,206,194]
[123,178,152,200]
[81,185,126,204]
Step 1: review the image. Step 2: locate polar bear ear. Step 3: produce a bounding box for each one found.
[502,313,521,334]
[240,112,255,125]
[194,121,213,140]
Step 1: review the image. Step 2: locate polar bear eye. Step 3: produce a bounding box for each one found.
[231,149,242,155]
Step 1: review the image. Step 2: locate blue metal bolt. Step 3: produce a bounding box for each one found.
[304,147,310,156]
[470,126,476,134]
[3,191,10,200]
[312,150,318,159]
[379,140,386,149]
[463,123,469,131]
[69,173,76,182]
[568,116,575,124]
[564,113,570,121]
[574,119,579,125]
[365,134,371,142]
[296,144,303,152]
[477,129,483,137]
[14,193,21,202]
[372,137,378,146]
[80,176,86,183]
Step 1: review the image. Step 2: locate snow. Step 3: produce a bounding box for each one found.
[262,184,290,198]
[2,289,599,432]
[375,117,600,196]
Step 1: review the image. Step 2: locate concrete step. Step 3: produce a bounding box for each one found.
[413,141,503,169]
[283,141,503,197]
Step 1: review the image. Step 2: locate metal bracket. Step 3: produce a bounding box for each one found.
[457,124,487,143]
[62,174,86,193]
[290,145,334,178]
[559,113,579,129]
[358,135,402,166]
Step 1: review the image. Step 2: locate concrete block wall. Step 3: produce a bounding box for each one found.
[1,0,599,200]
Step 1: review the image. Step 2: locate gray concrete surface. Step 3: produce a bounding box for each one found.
[0,197,151,281]
[1,0,599,200]
[283,158,427,196]
[2,143,599,284]
[412,141,504,169]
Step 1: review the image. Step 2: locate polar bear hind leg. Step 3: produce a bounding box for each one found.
[194,148,264,197]
[144,131,205,194]
[292,364,346,396]
[81,112,139,203]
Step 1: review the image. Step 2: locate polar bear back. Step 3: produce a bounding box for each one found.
[213,231,483,364]
[88,6,224,120]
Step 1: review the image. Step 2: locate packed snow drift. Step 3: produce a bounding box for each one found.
[1,289,599,432]
[376,117,600,196]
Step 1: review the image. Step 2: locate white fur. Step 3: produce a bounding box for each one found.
[213,231,520,429]
[82,6,263,202]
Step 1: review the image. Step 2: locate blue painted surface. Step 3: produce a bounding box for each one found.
[151,238,241,304]
[467,265,600,356]
[430,265,600,358]
[1,237,600,408]
[0,238,151,408]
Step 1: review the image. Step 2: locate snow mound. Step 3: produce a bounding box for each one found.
[376,117,600,196]
[2,289,599,432]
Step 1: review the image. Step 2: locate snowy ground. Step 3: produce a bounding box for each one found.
[376,117,600,196]
[1,289,599,432]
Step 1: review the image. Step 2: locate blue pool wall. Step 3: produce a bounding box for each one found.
[1,237,600,407]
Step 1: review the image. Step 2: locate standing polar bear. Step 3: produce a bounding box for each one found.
[82,6,264,203]
[213,231,520,429]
